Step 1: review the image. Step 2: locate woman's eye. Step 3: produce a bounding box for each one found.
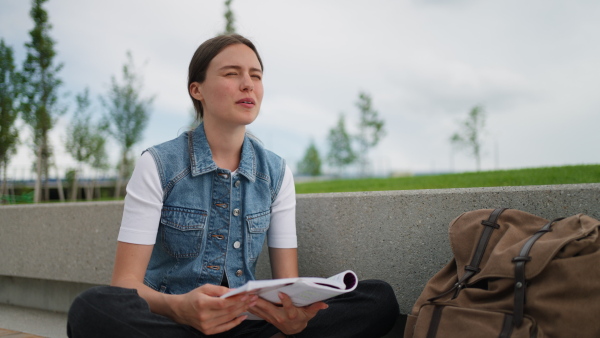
[252,75,262,80]
[226,72,237,76]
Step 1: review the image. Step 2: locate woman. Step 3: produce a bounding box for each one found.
[67,34,399,338]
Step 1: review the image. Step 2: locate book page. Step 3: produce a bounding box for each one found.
[220,270,358,317]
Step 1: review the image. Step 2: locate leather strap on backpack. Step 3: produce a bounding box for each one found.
[428,208,507,302]
[499,313,515,338]
[426,306,444,338]
[511,217,565,327]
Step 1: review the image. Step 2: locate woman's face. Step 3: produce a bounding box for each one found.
[190,43,264,128]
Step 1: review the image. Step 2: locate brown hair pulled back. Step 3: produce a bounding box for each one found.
[188,34,264,120]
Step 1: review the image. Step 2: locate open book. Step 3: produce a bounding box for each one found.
[221,270,358,319]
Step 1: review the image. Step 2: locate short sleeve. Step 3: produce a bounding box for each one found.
[117,152,163,245]
[267,164,298,248]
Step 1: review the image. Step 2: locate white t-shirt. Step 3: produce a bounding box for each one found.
[118,152,298,248]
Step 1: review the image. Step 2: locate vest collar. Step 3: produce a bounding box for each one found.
[189,123,257,182]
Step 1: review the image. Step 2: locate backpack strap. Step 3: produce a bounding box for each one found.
[428,208,507,302]
[426,305,444,338]
[499,313,515,338]
[511,217,565,327]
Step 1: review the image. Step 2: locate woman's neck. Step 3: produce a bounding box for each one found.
[202,120,246,171]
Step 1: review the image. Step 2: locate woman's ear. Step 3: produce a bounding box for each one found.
[189,82,203,101]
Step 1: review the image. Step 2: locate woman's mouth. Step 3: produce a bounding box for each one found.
[236,98,255,108]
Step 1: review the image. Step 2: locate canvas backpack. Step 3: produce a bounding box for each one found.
[404,208,600,338]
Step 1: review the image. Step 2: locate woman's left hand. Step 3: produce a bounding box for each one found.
[249,292,328,335]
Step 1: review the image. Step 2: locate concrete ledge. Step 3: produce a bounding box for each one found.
[281,183,600,314]
[0,303,70,338]
[1,184,599,315]
[0,201,123,285]
[0,276,101,313]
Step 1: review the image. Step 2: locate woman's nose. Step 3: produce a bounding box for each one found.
[240,74,254,92]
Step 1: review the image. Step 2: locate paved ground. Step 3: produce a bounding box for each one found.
[0,304,67,338]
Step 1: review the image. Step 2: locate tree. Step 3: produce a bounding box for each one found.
[65,88,108,201]
[21,0,64,202]
[0,40,22,201]
[223,0,236,34]
[101,51,154,198]
[327,114,356,176]
[355,91,385,176]
[297,140,322,176]
[450,105,486,171]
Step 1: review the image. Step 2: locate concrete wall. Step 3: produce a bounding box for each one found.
[1,184,599,315]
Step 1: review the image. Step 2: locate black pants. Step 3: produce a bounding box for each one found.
[67,280,399,338]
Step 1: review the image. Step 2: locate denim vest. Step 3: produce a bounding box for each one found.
[143,124,286,294]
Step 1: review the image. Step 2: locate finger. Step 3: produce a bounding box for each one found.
[212,294,258,320]
[198,284,231,297]
[278,291,328,314]
[278,293,298,320]
[248,298,281,322]
[209,306,247,324]
[192,293,256,327]
[251,297,279,310]
[247,306,268,321]
[198,314,248,335]
[303,301,328,318]
[307,301,329,311]
[226,294,258,313]
[278,292,293,307]
[248,305,274,323]
[195,297,256,334]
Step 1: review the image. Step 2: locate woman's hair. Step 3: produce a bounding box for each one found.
[188,34,264,120]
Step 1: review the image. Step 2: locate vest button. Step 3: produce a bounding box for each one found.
[233,241,241,249]
[235,269,243,277]
[233,208,240,216]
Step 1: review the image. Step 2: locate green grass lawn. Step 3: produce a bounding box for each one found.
[295,164,600,194]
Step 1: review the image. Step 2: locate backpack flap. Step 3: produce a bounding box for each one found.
[476,212,598,281]
[448,209,549,284]
[516,214,600,337]
[452,211,600,325]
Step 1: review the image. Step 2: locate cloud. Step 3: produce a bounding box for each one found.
[1,0,599,178]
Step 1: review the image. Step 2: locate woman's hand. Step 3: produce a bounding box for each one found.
[111,243,256,335]
[249,292,328,335]
[170,284,258,335]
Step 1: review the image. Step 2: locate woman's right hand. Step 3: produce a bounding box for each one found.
[111,242,257,335]
[170,284,258,335]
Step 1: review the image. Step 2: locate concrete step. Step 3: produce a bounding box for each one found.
[0,304,67,338]
[0,328,46,337]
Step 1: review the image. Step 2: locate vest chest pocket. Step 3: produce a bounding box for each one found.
[160,206,207,258]
[246,210,271,262]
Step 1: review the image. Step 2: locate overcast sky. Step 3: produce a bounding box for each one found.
[1,0,599,178]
